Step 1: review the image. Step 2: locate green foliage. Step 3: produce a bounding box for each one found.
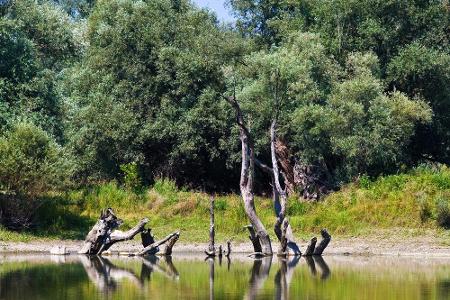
[0,122,72,229]
[435,196,450,229]
[120,162,141,191]
[0,122,71,197]
[65,0,245,189]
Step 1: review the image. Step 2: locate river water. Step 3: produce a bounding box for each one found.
[0,253,449,299]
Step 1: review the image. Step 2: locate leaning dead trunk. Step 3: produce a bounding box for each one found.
[270,121,301,256]
[226,96,272,255]
[313,229,331,255]
[79,208,148,255]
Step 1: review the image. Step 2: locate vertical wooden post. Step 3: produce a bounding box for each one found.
[205,196,216,256]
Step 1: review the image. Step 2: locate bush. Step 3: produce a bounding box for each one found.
[0,122,71,229]
[120,162,142,192]
[436,196,450,229]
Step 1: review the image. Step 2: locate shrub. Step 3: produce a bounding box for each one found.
[0,122,72,229]
[120,162,142,192]
[436,196,450,229]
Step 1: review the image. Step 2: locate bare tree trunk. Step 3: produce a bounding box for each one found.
[78,208,148,255]
[226,96,272,255]
[205,196,216,256]
[270,121,301,256]
[303,237,317,256]
[313,229,331,255]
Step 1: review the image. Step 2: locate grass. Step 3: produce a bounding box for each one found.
[0,166,449,244]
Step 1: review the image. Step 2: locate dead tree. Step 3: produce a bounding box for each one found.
[270,120,301,256]
[205,196,216,257]
[137,231,180,256]
[226,95,272,255]
[303,237,317,256]
[79,208,148,255]
[313,229,331,255]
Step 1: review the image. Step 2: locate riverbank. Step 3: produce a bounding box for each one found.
[1,232,449,257]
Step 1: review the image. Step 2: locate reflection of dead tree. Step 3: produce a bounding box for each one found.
[226,95,272,256]
[78,208,180,256]
[79,256,142,292]
[140,256,179,281]
[207,258,215,300]
[244,256,273,300]
[274,256,301,300]
[304,255,330,280]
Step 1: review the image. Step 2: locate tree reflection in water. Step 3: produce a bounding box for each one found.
[79,255,179,293]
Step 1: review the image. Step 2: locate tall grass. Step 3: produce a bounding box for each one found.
[1,167,449,242]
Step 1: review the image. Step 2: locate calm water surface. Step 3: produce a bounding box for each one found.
[0,253,449,300]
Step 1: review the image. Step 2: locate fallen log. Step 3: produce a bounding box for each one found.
[78,208,148,255]
[137,231,180,256]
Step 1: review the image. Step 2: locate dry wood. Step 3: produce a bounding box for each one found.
[205,196,216,257]
[163,232,180,256]
[78,208,148,255]
[226,95,272,255]
[270,121,301,256]
[137,231,180,256]
[303,237,317,256]
[313,229,331,255]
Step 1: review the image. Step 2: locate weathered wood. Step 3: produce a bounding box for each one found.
[313,229,331,256]
[205,196,216,257]
[141,228,155,247]
[278,218,289,256]
[270,120,301,256]
[226,95,272,255]
[137,231,180,256]
[225,240,232,257]
[303,237,317,256]
[163,232,180,256]
[244,224,262,253]
[78,208,148,255]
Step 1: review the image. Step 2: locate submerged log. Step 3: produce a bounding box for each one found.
[313,229,331,256]
[205,196,216,257]
[78,208,148,255]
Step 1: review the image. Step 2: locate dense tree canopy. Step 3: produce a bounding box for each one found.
[0,0,447,197]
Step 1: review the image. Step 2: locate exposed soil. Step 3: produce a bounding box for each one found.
[1,235,449,257]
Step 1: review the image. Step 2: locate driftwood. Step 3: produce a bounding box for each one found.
[137,231,180,256]
[205,196,216,257]
[78,208,148,255]
[78,208,180,256]
[226,95,272,255]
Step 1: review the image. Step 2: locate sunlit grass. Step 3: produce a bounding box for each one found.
[1,167,449,243]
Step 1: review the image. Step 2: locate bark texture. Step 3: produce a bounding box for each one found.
[78,208,148,255]
[205,196,216,256]
[227,95,272,255]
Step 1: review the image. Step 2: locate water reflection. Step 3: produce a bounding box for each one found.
[1,254,449,300]
[245,256,273,299]
[80,255,179,293]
